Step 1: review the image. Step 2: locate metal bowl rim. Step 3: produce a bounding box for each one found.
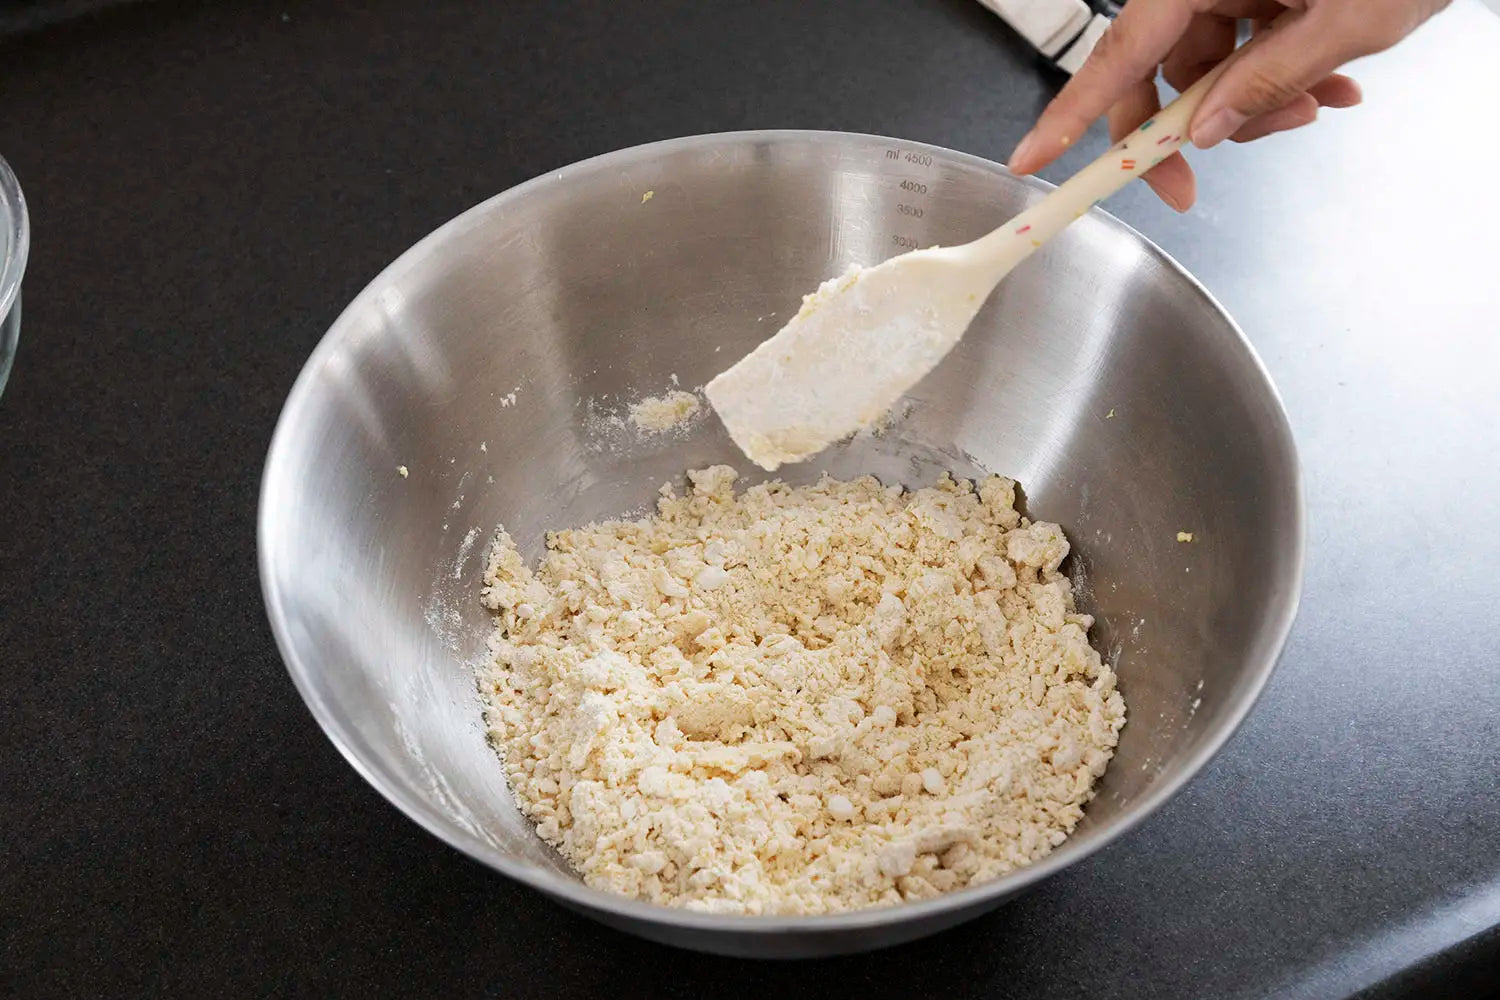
[0,155,29,325]
[258,129,1306,936]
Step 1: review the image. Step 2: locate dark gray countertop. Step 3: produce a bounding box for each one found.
[2,1,1497,996]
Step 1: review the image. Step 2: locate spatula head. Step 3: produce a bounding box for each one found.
[705,247,992,470]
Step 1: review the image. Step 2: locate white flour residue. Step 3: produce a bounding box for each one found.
[422,594,465,652]
[450,471,473,513]
[579,395,630,452]
[454,526,481,580]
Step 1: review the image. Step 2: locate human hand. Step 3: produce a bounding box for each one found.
[1007,0,1450,211]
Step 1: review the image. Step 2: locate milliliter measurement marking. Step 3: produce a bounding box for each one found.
[885,148,935,168]
[885,148,935,253]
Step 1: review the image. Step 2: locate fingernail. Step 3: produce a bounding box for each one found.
[1191,109,1247,149]
[1008,130,1039,173]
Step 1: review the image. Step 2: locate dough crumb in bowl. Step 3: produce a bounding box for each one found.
[477,466,1126,916]
[628,390,700,432]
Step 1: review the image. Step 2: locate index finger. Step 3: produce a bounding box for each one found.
[1008,0,1199,175]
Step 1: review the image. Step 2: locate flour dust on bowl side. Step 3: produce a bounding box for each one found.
[258,131,1304,957]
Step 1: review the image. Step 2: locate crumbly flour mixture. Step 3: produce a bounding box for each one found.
[479,467,1125,915]
[628,390,700,432]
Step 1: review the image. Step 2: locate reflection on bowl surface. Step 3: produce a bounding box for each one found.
[0,155,28,398]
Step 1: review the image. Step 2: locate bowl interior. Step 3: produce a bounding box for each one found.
[260,132,1301,928]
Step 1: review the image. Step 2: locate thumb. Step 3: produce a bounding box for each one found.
[1190,9,1391,149]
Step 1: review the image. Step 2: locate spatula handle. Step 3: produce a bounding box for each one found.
[976,58,1231,262]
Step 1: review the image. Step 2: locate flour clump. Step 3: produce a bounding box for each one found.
[628,390,701,433]
[478,467,1126,914]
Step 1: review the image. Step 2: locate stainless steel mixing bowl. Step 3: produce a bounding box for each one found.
[259,131,1303,957]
